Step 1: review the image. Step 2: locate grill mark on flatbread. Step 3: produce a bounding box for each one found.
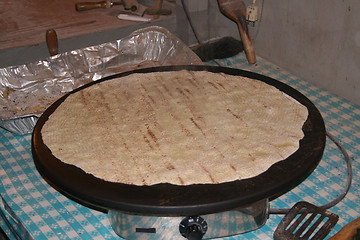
[140,83,156,105]
[217,82,226,90]
[140,83,147,92]
[114,92,123,104]
[154,85,168,102]
[170,112,193,137]
[230,164,237,171]
[101,92,135,183]
[199,163,216,183]
[176,87,190,100]
[80,91,87,105]
[122,89,133,101]
[123,141,149,185]
[98,90,106,101]
[155,76,173,97]
[143,134,154,150]
[148,95,156,105]
[249,153,256,161]
[178,176,185,185]
[190,117,206,136]
[184,88,192,95]
[101,84,151,185]
[212,146,225,159]
[145,123,159,147]
[186,76,200,90]
[103,101,111,112]
[226,108,246,125]
[188,71,201,89]
[208,81,219,90]
[140,93,153,107]
[186,78,201,90]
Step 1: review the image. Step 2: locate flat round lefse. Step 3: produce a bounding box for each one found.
[32,65,326,215]
[41,69,307,186]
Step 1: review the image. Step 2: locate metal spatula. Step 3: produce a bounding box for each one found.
[274,201,339,240]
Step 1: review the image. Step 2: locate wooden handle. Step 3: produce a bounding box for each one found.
[143,8,172,16]
[153,0,163,19]
[236,18,256,64]
[329,217,360,240]
[75,1,109,11]
[46,29,58,56]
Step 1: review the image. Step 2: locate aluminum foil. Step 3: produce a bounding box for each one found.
[0,26,202,135]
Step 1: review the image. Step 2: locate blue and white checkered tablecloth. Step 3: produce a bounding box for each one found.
[1,52,360,239]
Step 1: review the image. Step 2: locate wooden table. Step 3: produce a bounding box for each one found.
[0,0,171,51]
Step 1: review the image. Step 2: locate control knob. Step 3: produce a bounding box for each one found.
[179,216,208,240]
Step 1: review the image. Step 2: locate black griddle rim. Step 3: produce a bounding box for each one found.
[32,65,326,215]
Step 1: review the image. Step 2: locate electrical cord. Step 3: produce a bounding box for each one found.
[180,0,201,44]
[251,0,265,43]
[180,0,353,214]
[269,131,353,214]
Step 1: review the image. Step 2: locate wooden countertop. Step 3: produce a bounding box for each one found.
[0,0,172,51]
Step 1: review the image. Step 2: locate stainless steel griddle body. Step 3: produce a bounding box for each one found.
[32,65,326,240]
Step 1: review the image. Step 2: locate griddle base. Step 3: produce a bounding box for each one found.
[108,199,268,239]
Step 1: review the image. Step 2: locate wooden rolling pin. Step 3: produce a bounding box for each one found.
[75,0,138,12]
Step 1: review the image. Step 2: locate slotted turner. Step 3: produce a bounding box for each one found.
[274,201,339,240]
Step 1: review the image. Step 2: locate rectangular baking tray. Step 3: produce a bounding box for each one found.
[0,26,202,135]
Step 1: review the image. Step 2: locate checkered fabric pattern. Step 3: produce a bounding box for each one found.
[209,54,360,239]
[0,132,118,239]
[1,52,359,239]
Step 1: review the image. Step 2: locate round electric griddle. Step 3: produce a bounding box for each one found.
[32,65,326,216]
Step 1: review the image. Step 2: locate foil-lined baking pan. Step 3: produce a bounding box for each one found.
[0,26,202,135]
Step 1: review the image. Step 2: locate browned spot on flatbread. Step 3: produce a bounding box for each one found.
[166,163,175,170]
[190,117,205,136]
[230,164,237,171]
